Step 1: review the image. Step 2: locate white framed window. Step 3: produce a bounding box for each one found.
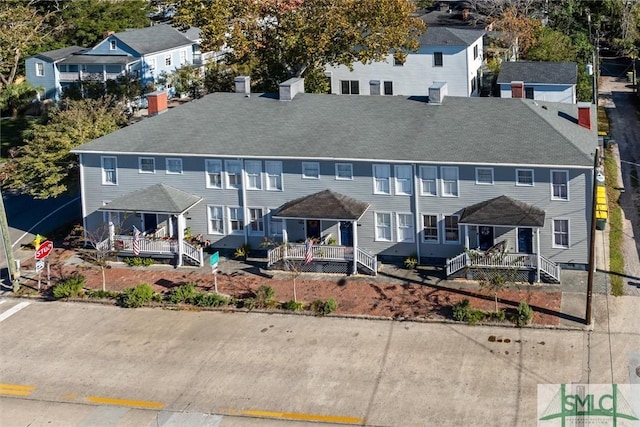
[302,162,320,179]
[422,214,439,243]
[180,50,186,64]
[101,156,117,185]
[373,164,390,194]
[420,166,437,196]
[444,215,460,244]
[138,157,155,174]
[102,202,122,228]
[340,80,359,94]
[553,219,569,248]
[441,166,459,197]
[225,160,242,189]
[375,212,392,242]
[434,52,443,67]
[475,167,494,185]
[265,161,283,190]
[166,158,182,174]
[208,206,224,234]
[551,170,569,200]
[148,58,156,71]
[248,208,264,235]
[245,160,262,190]
[396,213,414,243]
[35,62,44,77]
[384,81,393,96]
[228,207,243,233]
[110,40,117,50]
[268,211,283,238]
[395,165,413,195]
[473,44,478,59]
[516,169,534,186]
[205,159,222,189]
[335,163,353,180]
[165,54,172,66]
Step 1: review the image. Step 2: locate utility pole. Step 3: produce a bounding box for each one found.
[586,149,599,325]
[0,187,18,287]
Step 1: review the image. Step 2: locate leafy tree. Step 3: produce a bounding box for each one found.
[1,98,127,199]
[0,81,41,117]
[174,0,426,92]
[173,65,204,98]
[526,27,577,62]
[491,7,542,60]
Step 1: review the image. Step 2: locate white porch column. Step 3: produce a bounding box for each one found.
[103,64,107,81]
[168,216,173,238]
[176,213,185,267]
[282,220,288,258]
[108,212,115,250]
[464,225,470,250]
[352,220,358,275]
[536,228,541,282]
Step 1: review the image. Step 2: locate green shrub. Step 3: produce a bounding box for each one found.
[515,301,534,327]
[168,283,197,304]
[281,300,304,311]
[452,299,485,324]
[311,297,338,316]
[193,292,230,307]
[487,309,506,322]
[254,285,276,308]
[124,257,154,267]
[241,297,256,310]
[119,283,154,308]
[151,293,164,303]
[52,275,85,299]
[234,244,251,259]
[404,255,418,269]
[86,289,118,299]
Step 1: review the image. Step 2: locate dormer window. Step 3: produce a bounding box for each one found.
[110,40,116,50]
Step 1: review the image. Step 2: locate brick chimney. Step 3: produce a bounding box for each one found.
[279,77,305,101]
[577,102,592,130]
[147,91,168,116]
[234,76,251,94]
[510,81,524,98]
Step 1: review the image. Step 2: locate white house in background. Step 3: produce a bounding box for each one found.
[325,26,485,97]
[497,61,578,104]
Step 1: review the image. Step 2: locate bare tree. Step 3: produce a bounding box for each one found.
[78,219,127,292]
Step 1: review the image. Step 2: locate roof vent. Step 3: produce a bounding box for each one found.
[234,76,251,94]
[279,77,305,101]
[428,82,447,104]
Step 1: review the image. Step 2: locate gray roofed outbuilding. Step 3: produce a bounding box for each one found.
[274,190,370,220]
[459,195,545,227]
[418,26,485,46]
[99,184,202,214]
[112,25,193,55]
[497,61,578,85]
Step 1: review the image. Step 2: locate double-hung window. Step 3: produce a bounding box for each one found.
[373,164,390,194]
[110,40,117,50]
[553,219,569,248]
[205,159,222,188]
[384,81,393,95]
[269,211,283,238]
[340,80,359,94]
[245,160,262,190]
[551,170,569,200]
[336,163,353,180]
[166,158,182,174]
[228,207,243,232]
[441,166,459,197]
[139,157,155,173]
[248,208,264,235]
[420,166,437,196]
[473,44,478,59]
[434,52,443,67]
[35,62,44,76]
[265,161,283,190]
[208,206,224,234]
[475,167,494,185]
[225,160,242,189]
[302,162,319,179]
[165,54,172,66]
[101,156,117,185]
[444,215,460,243]
[375,212,392,241]
[422,214,438,243]
[396,213,414,242]
[148,58,156,71]
[516,169,534,186]
[180,50,186,64]
[395,165,412,195]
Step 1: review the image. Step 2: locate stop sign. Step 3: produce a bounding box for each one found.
[35,240,53,260]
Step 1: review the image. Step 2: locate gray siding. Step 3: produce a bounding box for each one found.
[81,154,592,265]
[25,57,59,100]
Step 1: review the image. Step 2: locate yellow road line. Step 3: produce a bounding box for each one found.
[0,383,36,397]
[240,409,364,424]
[86,396,164,409]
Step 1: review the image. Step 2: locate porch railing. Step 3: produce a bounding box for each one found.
[181,240,204,266]
[267,244,376,275]
[355,248,377,273]
[446,252,469,276]
[539,255,561,282]
[95,235,203,266]
[446,251,561,283]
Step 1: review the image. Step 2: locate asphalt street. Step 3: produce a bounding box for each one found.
[0,297,638,426]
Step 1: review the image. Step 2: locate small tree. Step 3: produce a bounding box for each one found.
[78,218,129,291]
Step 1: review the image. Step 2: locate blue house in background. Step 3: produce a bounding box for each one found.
[26,24,211,101]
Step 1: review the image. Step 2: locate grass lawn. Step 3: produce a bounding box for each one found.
[0,116,39,160]
[604,150,624,296]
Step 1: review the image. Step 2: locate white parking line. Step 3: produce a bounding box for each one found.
[0,302,30,322]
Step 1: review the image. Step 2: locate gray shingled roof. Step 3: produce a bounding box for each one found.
[112,25,193,55]
[459,195,545,227]
[73,93,597,168]
[274,190,369,220]
[33,46,85,62]
[418,26,485,46]
[497,61,578,85]
[99,184,202,214]
[60,54,138,65]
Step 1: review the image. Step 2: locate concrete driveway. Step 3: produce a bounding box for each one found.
[0,297,637,426]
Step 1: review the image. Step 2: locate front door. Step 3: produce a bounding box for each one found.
[340,221,353,246]
[306,220,321,240]
[518,228,533,253]
[478,226,494,251]
[143,213,157,233]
